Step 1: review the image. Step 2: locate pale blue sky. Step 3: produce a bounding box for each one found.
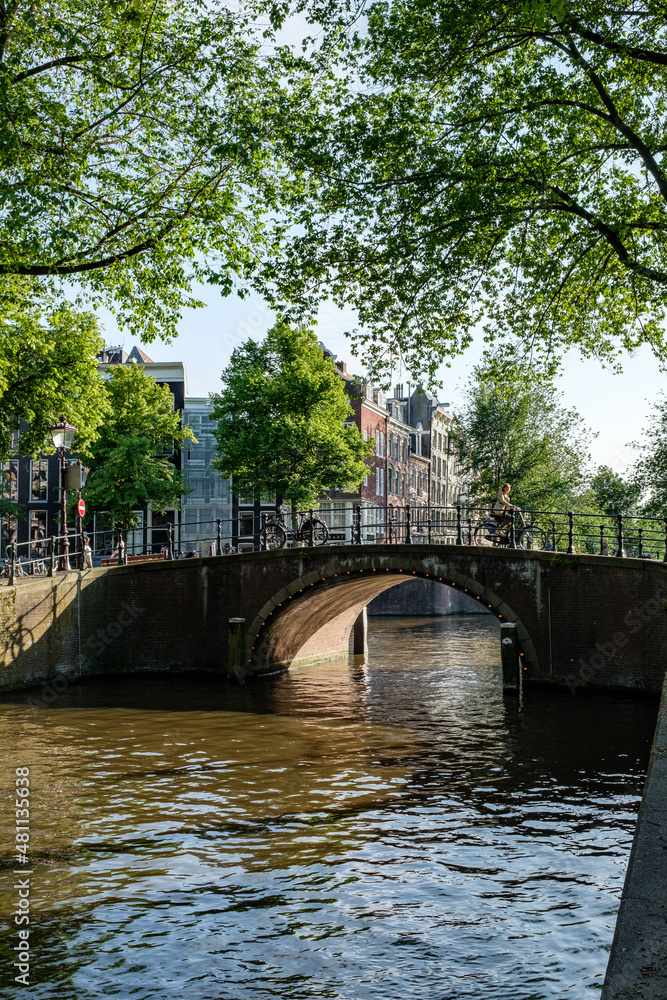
[99,281,664,475]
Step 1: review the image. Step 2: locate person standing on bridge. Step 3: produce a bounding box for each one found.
[493,483,519,528]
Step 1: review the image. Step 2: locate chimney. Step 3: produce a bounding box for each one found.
[336,360,347,375]
[394,384,403,399]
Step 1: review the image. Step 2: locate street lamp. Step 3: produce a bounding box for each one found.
[49,416,78,570]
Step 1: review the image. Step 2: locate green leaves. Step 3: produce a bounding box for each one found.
[0,279,107,460]
[632,396,667,516]
[0,0,317,343]
[454,360,593,511]
[266,0,667,382]
[211,321,372,506]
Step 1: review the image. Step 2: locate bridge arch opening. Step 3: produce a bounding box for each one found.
[246,556,537,677]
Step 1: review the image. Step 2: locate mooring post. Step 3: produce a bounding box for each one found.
[638,526,644,559]
[567,511,575,554]
[352,607,368,657]
[216,519,222,556]
[227,617,246,684]
[405,504,411,545]
[8,543,15,587]
[456,504,462,545]
[500,621,522,695]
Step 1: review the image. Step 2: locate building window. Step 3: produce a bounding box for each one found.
[0,517,17,557]
[363,429,369,443]
[388,432,393,456]
[239,512,254,537]
[2,460,19,502]
[332,503,346,528]
[388,467,393,494]
[378,467,384,496]
[29,510,47,554]
[376,430,384,458]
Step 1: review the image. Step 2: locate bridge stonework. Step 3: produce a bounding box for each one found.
[1,545,666,695]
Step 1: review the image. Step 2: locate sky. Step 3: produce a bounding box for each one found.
[98,281,664,476]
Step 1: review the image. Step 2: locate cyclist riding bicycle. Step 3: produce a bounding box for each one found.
[492,483,519,530]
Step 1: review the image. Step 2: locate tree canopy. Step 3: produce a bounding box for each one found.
[0,278,107,460]
[589,464,641,516]
[81,363,194,531]
[265,0,667,381]
[632,395,667,515]
[0,0,316,341]
[454,364,592,511]
[211,321,372,507]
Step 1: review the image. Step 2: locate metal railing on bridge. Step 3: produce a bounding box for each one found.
[3,503,666,586]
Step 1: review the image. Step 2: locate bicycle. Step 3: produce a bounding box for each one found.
[261,507,329,549]
[473,509,548,550]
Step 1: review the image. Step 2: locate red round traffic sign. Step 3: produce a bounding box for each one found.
[77,498,86,517]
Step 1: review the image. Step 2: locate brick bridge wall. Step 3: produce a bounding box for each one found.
[1,545,666,695]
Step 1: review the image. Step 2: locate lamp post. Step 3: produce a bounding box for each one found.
[49,416,78,570]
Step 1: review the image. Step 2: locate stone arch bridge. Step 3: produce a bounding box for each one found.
[1,544,666,694]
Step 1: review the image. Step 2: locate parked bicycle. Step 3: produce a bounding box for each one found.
[1,555,25,578]
[261,507,329,549]
[473,509,548,550]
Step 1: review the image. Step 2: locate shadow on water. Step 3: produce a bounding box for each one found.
[0,615,659,1000]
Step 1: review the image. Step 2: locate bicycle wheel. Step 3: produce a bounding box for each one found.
[516,525,548,550]
[473,523,497,547]
[261,524,287,550]
[302,517,329,545]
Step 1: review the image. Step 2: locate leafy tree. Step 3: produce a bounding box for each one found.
[81,363,195,531]
[589,464,640,516]
[211,321,372,507]
[269,0,667,381]
[454,364,592,511]
[632,396,667,515]
[0,278,107,459]
[0,0,317,342]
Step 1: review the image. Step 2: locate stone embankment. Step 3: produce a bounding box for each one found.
[602,673,667,999]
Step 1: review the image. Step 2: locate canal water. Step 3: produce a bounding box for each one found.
[0,616,658,999]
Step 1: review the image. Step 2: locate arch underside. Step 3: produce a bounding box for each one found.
[247,556,538,675]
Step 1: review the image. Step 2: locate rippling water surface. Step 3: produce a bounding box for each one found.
[0,616,658,999]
